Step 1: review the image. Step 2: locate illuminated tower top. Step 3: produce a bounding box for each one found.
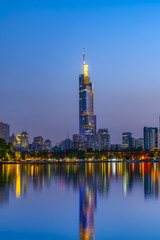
[83,48,88,77]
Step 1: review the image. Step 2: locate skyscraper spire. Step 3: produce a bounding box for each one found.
[83,48,85,65]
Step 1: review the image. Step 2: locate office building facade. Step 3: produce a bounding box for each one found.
[20,131,29,149]
[44,139,52,152]
[31,136,44,152]
[73,134,89,151]
[144,127,158,150]
[98,129,110,150]
[122,132,133,150]
[0,122,10,143]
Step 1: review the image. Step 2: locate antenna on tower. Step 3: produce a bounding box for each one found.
[83,48,85,65]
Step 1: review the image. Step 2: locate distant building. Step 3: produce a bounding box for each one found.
[122,132,132,150]
[136,138,144,150]
[21,131,29,149]
[53,139,73,152]
[0,122,10,143]
[60,139,73,150]
[31,136,44,152]
[89,134,100,151]
[132,138,137,149]
[73,134,83,149]
[10,133,17,147]
[44,139,52,152]
[88,129,110,151]
[16,134,21,148]
[98,129,110,150]
[110,144,122,151]
[73,134,89,151]
[144,127,158,150]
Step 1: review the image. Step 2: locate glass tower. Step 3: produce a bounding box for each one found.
[79,49,96,139]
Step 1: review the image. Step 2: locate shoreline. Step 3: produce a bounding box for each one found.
[0,159,160,164]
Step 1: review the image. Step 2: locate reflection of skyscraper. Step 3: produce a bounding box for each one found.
[79,182,96,240]
[79,49,96,139]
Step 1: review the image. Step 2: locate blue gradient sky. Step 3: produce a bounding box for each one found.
[1,0,160,144]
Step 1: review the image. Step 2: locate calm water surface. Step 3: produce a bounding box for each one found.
[0,162,160,240]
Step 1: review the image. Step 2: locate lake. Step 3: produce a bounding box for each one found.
[0,162,159,239]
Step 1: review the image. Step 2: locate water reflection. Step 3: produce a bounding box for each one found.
[0,162,160,239]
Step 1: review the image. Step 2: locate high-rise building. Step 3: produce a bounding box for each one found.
[144,127,158,150]
[73,134,89,151]
[20,131,29,149]
[54,139,73,151]
[60,139,73,151]
[98,129,110,150]
[10,133,17,147]
[0,122,10,143]
[122,132,132,149]
[89,133,100,151]
[44,139,52,152]
[136,138,144,150]
[88,129,110,151]
[79,49,96,139]
[31,136,44,152]
[16,134,21,148]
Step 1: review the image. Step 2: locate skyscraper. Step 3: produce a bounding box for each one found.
[79,49,96,139]
[31,136,44,152]
[0,122,10,143]
[144,127,158,150]
[44,139,52,152]
[122,132,132,149]
[98,129,110,150]
[20,131,29,149]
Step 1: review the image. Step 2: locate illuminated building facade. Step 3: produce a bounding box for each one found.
[16,134,21,148]
[122,132,133,149]
[136,138,144,150]
[20,131,29,149]
[144,127,158,150]
[79,49,96,139]
[98,128,110,150]
[73,134,89,151]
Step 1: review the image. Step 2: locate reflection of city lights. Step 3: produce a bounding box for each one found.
[16,165,21,199]
[112,163,116,176]
[0,162,160,205]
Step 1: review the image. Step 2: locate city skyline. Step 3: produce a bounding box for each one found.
[1,0,160,145]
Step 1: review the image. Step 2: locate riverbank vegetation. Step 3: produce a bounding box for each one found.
[0,138,160,161]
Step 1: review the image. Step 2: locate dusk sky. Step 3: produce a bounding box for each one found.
[1,0,160,145]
